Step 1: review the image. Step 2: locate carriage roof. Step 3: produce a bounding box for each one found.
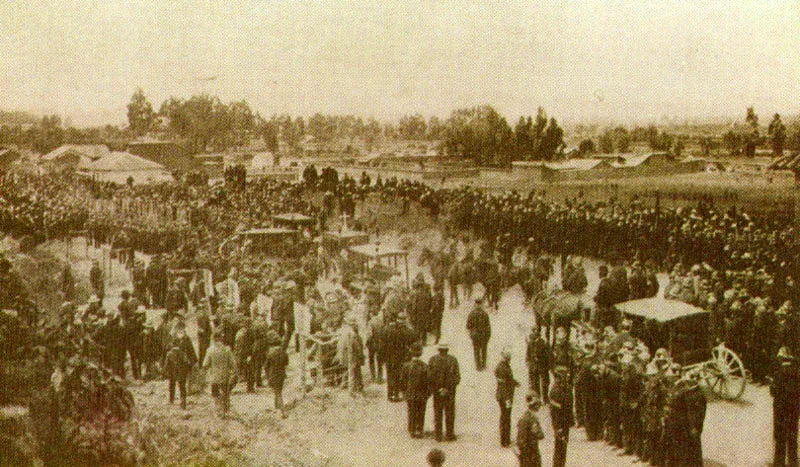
[348,243,407,259]
[236,227,299,237]
[272,213,315,225]
[615,298,709,324]
[323,230,370,244]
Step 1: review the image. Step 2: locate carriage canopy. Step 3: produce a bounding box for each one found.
[347,242,410,288]
[272,213,315,229]
[615,298,709,323]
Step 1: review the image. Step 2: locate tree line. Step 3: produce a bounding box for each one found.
[3,91,800,164]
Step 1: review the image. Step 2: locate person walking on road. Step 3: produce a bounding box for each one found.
[466,297,491,371]
[203,332,237,417]
[771,346,800,467]
[525,328,551,403]
[163,342,190,409]
[403,342,430,438]
[428,342,460,442]
[516,392,545,467]
[495,348,520,447]
[549,366,573,467]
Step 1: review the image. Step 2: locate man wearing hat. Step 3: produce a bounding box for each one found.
[495,348,520,447]
[525,327,551,404]
[516,392,544,467]
[203,332,236,417]
[271,280,296,350]
[771,346,800,467]
[679,371,707,467]
[403,342,429,438]
[89,259,105,304]
[428,342,460,442]
[549,365,573,467]
[466,297,491,371]
[410,272,432,344]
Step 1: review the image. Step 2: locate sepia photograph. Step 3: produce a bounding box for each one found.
[1,1,799,466]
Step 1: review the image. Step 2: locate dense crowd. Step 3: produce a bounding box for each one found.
[2,166,799,466]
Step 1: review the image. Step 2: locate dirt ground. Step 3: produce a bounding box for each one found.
[41,229,775,467]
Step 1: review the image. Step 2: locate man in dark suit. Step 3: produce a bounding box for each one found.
[516,392,545,467]
[428,342,460,441]
[466,297,491,371]
[403,342,430,438]
[495,349,520,447]
[771,346,800,467]
[549,366,573,467]
[525,328,551,403]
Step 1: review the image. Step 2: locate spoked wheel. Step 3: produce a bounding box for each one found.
[703,344,747,400]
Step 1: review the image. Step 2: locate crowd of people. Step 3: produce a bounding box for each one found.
[2,164,799,466]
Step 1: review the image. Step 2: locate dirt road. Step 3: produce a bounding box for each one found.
[54,235,772,466]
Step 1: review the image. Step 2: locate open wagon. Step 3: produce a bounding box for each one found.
[615,297,746,400]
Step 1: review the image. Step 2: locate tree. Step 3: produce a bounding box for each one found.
[259,115,279,153]
[598,130,614,154]
[722,130,742,156]
[126,88,154,137]
[514,116,533,159]
[33,115,64,154]
[672,137,685,158]
[699,136,714,157]
[398,114,427,140]
[426,116,444,140]
[768,113,787,157]
[539,118,565,161]
[443,105,514,166]
[612,126,631,152]
[746,106,759,131]
[647,126,673,152]
[227,100,254,148]
[578,138,595,156]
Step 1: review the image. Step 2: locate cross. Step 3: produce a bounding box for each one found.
[340,212,350,232]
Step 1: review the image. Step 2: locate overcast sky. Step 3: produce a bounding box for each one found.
[1,1,799,126]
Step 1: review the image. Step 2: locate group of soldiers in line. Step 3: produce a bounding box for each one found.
[520,321,707,467]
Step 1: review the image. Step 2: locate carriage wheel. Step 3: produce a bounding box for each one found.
[703,345,747,400]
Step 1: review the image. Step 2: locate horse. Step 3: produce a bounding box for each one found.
[418,246,453,293]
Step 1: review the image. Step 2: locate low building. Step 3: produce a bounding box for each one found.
[512,152,696,182]
[85,151,173,185]
[41,144,110,171]
[768,152,800,183]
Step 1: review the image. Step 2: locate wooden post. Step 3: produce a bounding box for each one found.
[300,333,307,395]
[404,253,410,289]
[315,341,322,388]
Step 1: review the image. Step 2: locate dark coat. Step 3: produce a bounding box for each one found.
[428,352,460,392]
[526,335,551,373]
[403,358,430,401]
[549,378,574,431]
[494,359,519,402]
[429,290,445,331]
[466,306,491,343]
[517,409,544,467]
[265,346,289,389]
[163,346,190,380]
[409,284,432,333]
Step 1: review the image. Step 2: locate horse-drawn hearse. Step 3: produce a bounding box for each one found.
[615,297,746,400]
